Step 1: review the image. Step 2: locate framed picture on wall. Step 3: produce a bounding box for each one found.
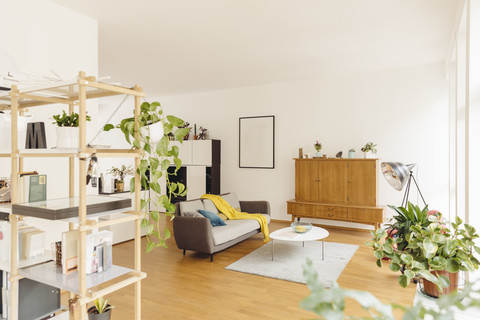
[239,115,275,169]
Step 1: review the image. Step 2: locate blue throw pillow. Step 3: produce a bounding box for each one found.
[198,209,227,227]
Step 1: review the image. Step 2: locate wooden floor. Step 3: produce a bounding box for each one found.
[94,220,416,319]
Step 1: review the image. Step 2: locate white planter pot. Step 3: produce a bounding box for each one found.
[363,152,376,159]
[56,127,79,148]
[348,151,355,158]
[315,151,322,158]
[140,121,164,144]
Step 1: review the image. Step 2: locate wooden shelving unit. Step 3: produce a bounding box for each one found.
[0,71,146,320]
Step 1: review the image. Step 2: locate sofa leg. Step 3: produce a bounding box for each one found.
[210,254,214,262]
[183,249,186,256]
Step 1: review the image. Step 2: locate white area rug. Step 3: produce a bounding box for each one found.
[225,241,358,286]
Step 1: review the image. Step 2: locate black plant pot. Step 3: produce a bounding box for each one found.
[87,306,112,320]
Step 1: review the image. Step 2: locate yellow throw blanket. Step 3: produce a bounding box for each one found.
[201,194,270,242]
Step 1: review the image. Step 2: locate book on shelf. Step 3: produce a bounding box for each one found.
[18,172,46,203]
[62,230,79,274]
[86,230,112,275]
[22,229,45,260]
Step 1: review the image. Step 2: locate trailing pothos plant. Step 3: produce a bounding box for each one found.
[368,211,480,290]
[106,101,189,252]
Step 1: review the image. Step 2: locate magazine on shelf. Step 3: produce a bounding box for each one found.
[62,230,79,274]
[86,230,113,275]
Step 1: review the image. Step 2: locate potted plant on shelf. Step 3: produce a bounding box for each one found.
[52,110,91,148]
[348,148,355,158]
[106,101,189,252]
[368,203,480,298]
[360,142,377,158]
[87,297,113,320]
[314,141,322,157]
[107,165,134,192]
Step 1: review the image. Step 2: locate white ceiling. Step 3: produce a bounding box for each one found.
[53,0,459,96]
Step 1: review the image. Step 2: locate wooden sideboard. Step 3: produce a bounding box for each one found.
[287,158,384,228]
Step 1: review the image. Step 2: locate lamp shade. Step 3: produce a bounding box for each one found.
[381,162,415,191]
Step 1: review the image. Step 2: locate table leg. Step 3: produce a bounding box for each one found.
[271,239,274,261]
[322,239,325,261]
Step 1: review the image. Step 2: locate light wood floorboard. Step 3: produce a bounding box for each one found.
[83,220,416,319]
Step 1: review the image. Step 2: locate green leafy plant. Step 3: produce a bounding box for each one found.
[107,165,134,183]
[301,258,480,320]
[90,296,114,314]
[361,142,377,153]
[314,141,322,152]
[108,101,189,252]
[52,110,91,127]
[348,148,355,152]
[368,212,480,289]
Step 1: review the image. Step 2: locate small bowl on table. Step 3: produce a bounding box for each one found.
[291,221,313,234]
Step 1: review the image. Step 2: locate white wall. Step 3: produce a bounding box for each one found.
[0,0,98,243]
[146,63,449,228]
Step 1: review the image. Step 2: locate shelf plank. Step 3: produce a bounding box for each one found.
[0,148,141,158]
[85,272,146,304]
[0,251,53,273]
[87,211,142,229]
[19,261,132,294]
[12,195,131,220]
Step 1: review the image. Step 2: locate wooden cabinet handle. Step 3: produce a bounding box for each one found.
[327,207,334,211]
[328,213,334,217]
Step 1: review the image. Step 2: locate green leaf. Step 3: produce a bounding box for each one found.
[423,237,438,257]
[399,275,409,288]
[174,158,182,171]
[149,157,160,171]
[376,259,382,268]
[146,240,155,253]
[133,139,141,149]
[141,199,147,210]
[130,177,135,193]
[175,127,190,141]
[404,270,415,279]
[150,182,162,194]
[171,145,179,158]
[143,143,151,154]
[382,244,393,254]
[164,227,171,240]
[151,210,159,222]
[177,183,185,194]
[150,101,161,111]
[390,263,401,272]
[418,270,439,284]
[438,275,451,288]
[103,124,115,131]
[166,115,184,127]
[156,136,169,156]
[141,218,149,229]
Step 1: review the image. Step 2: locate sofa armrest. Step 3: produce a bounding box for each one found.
[173,216,216,254]
[239,200,270,215]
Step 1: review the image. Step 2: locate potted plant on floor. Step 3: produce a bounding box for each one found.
[107,165,134,192]
[369,203,480,297]
[87,297,113,320]
[361,142,377,158]
[105,101,189,252]
[52,110,91,148]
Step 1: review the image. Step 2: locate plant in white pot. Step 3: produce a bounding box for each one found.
[52,110,91,148]
[87,297,113,320]
[107,165,134,192]
[361,142,377,158]
[348,148,355,158]
[314,140,322,157]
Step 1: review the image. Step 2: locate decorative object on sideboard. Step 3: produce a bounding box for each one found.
[381,162,427,207]
[87,297,114,320]
[322,154,327,159]
[107,165,134,193]
[86,154,99,187]
[198,126,208,140]
[314,140,322,157]
[52,110,91,148]
[348,148,355,158]
[25,122,47,149]
[361,142,377,158]
[298,148,303,159]
[335,151,343,158]
[239,115,275,169]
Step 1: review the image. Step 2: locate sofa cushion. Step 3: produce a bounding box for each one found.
[221,192,241,211]
[202,199,220,214]
[179,200,204,216]
[198,209,227,227]
[183,211,203,218]
[211,219,259,245]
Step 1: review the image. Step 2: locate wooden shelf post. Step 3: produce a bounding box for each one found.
[133,85,142,320]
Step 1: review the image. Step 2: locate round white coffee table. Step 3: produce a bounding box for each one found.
[269,226,329,261]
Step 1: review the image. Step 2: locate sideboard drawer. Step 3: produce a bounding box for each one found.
[315,206,348,220]
[287,202,316,217]
[348,208,383,223]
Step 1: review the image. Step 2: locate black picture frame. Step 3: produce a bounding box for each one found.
[239,115,275,169]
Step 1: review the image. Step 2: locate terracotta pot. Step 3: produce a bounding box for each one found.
[87,306,112,320]
[115,180,124,192]
[422,270,459,298]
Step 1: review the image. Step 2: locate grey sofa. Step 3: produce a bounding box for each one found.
[173,192,271,261]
